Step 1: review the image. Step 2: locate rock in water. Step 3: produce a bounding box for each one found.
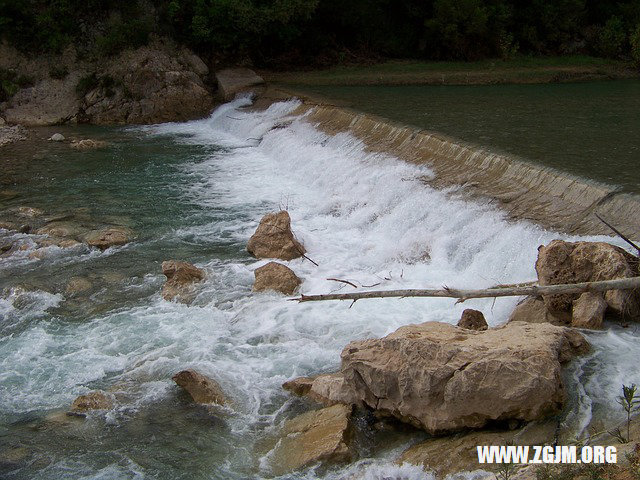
[172,369,227,405]
[571,292,607,329]
[48,133,65,142]
[457,309,488,330]
[508,296,571,326]
[161,260,205,304]
[253,262,301,294]
[84,227,132,250]
[299,321,588,434]
[69,139,108,150]
[247,211,305,260]
[270,404,353,475]
[70,391,114,412]
[536,240,640,318]
[215,68,264,101]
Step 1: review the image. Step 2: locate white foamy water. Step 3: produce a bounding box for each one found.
[1,95,639,479]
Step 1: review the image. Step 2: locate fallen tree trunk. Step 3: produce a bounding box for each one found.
[292,276,640,304]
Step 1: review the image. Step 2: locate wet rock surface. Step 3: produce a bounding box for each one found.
[270,404,353,475]
[172,369,227,406]
[70,391,114,412]
[161,260,205,304]
[247,211,305,260]
[536,240,640,319]
[292,321,589,434]
[253,261,301,294]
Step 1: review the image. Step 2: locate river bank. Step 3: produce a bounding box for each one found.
[262,56,637,86]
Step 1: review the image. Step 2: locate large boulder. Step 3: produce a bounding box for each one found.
[536,240,640,318]
[253,261,301,295]
[161,260,205,304]
[215,68,264,101]
[270,404,353,475]
[172,369,227,405]
[294,321,588,434]
[247,211,305,260]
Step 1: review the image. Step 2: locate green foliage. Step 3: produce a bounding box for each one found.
[0,68,32,102]
[631,24,640,66]
[76,73,119,98]
[2,0,640,65]
[94,17,153,57]
[49,65,69,80]
[597,15,627,58]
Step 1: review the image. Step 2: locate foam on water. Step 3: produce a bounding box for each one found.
[2,95,640,478]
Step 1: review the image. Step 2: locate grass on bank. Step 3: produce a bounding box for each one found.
[262,55,637,86]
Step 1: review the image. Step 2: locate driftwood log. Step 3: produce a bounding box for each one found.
[292,276,640,304]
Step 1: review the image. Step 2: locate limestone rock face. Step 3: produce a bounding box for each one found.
[84,43,214,125]
[571,292,607,329]
[4,71,83,126]
[270,404,353,475]
[85,227,133,250]
[508,296,571,326]
[172,369,227,405]
[247,211,305,260]
[70,391,114,412]
[253,262,301,295]
[161,260,205,304]
[536,240,640,317]
[299,321,588,434]
[215,68,264,101]
[0,40,213,126]
[457,309,488,330]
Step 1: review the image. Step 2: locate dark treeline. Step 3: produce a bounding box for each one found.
[1,0,640,66]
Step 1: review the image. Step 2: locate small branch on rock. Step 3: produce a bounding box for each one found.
[291,276,640,304]
[595,213,640,256]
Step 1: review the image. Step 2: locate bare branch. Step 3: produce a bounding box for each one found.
[291,276,640,304]
[327,278,358,288]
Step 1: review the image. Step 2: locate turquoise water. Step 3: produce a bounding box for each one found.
[291,80,640,193]
[0,97,639,479]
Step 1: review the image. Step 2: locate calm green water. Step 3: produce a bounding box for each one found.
[293,80,640,193]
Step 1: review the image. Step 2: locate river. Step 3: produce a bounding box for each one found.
[0,93,638,479]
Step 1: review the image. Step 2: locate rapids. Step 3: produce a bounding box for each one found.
[0,95,638,479]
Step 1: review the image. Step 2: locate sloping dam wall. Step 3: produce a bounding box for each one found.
[263,88,640,240]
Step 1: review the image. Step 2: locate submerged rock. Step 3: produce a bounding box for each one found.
[247,211,305,260]
[253,261,301,295]
[84,227,133,250]
[215,68,264,101]
[294,321,588,434]
[65,277,92,296]
[161,260,205,304]
[536,240,640,318]
[457,308,487,330]
[70,391,114,412]
[69,139,108,150]
[270,404,353,475]
[172,369,227,405]
[398,421,557,478]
